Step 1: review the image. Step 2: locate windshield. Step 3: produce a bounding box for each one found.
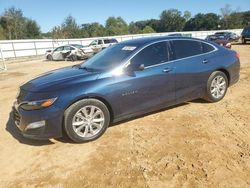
[80,44,137,71]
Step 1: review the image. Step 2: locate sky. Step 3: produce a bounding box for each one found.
[0,0,250,32]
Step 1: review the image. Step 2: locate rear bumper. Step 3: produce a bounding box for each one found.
[12,102,64,140]
[229,59,240,86]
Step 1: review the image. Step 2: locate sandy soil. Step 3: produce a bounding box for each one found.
[0,45,249,188]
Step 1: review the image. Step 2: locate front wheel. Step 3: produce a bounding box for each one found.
[203,71,228,102]
[64,99,110,143]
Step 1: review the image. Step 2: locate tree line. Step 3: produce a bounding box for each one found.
[0,5,249,40]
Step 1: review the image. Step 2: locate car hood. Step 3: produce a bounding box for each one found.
[21,66,100,92]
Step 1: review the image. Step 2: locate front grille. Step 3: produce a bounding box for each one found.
[13,108,21,127]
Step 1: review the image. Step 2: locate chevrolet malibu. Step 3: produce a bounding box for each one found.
[13,36,240,143]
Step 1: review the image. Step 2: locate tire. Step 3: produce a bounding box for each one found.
[71,54,78,61]
[64,99,110,143]
[203,71,228,102]
[242,38,246,44]
[47,54,53,61]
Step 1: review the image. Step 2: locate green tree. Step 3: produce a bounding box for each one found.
[80,23,105,37]
[25,19,41,39]
[0,7,26,39]
[0,25,6,39]
[159,9,186,32]
[51,26,64,39]
[51,15,80,39]
[184,13,220,31]
[128,22,141,34]
[105,17,128,36]
[225,12,243,29]
[61,15,80,38]
[242,11,250,26]
[142,26,155,33]
[220,4,232,29]
[183,11,192,21]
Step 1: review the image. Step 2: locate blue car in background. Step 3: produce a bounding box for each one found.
[13,36,240,142]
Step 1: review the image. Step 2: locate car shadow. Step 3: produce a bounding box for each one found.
[232,43,250,46]
[5,111,54,146]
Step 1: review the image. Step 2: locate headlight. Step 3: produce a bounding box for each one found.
[20,98,57,111]
[16,88,20,98]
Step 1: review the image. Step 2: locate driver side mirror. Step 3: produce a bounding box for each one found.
[126,63,144,72]
[124,63,144,76]
[138,64,145,71]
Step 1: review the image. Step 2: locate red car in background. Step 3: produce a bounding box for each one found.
[205,35,232,49]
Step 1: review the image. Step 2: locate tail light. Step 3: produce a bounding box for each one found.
[225,43,231,48]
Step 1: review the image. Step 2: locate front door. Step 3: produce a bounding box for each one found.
[114,41,176,118]
[52,46,64,60]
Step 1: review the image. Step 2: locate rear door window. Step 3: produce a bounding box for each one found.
[202,42,215,53]
[104,39,111,44]
[98,40,103,45]
[131,41,169,67]
[171,40,203,59]
[64,46,72,51]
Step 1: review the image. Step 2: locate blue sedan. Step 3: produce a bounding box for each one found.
[13,36,240,142]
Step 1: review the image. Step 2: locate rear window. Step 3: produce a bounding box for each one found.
[172,40,203,59]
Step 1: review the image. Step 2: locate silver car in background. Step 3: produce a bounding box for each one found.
[89,38,118,53]
[46,44,94,61]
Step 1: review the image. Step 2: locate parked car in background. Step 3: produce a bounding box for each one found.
[168,33,182,37]
[214,31,240,42]
[241,27,250,44]
[14,36,240,143]
[46,44,93,61]
[89,38,118,53]
[205,35,232,49]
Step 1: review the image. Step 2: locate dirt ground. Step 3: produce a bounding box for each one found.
[0,45,250,188]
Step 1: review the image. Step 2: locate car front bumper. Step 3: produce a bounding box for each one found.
[13,101,64,140]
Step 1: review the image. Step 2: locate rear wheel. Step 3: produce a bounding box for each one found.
[47,54,53,61]
[71,54,78,61]
[204,71,228,102]
[242,37,246,44]
[64,99,110,143]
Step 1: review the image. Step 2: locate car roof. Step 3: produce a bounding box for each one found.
[119,36,204,47]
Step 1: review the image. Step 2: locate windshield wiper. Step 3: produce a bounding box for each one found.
[72,64,81,68]
[78,66,96,72]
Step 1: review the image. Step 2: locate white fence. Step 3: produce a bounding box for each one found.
[0,29,243,59]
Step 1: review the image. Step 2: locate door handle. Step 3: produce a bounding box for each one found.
[202,59,209,64]
[162,68,173,73]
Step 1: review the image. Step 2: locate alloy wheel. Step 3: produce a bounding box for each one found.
[72,105,105,138]
[210,75,227,99]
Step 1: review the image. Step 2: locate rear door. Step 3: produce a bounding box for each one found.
[170,39,216,102]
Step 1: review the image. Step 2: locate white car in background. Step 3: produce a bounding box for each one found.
[89,38,118,53]
[46,44,94,61]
